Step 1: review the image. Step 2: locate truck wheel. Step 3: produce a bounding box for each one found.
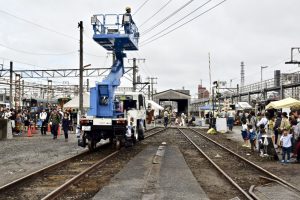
[88,140,96,152]
[138,125,145,140]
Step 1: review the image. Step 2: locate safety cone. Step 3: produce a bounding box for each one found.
[47,124,51,133]
[27,126,32,137]
[31,124,36,134]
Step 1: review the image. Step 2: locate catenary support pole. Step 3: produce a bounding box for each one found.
[132,58,137,92]
[78,21,84,115]
[9,61,13,108]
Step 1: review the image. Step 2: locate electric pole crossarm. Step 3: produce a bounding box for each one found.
[285,47,300,64]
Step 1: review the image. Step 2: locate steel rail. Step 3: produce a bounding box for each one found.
[190,128,300,194]
[41,127,165,200]
[177,128,254,200]
[0,147,92,192]
[0,127,160,193]
[41,151,119,200]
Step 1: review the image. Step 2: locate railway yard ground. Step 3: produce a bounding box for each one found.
[0,126,300,200]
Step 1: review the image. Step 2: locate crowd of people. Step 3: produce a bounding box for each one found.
[162,110,189,128]
[0,106,77,141]
[238,110,300,164]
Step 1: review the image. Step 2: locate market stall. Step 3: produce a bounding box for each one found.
[266,97,300,109]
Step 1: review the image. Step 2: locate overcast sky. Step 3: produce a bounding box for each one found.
[0,0,300,98]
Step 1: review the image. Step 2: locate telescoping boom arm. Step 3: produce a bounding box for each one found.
[88,14,139,118]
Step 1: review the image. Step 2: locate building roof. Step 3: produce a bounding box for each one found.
[153,89,191,100]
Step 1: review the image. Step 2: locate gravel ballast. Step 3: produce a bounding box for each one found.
[0,133,85,187]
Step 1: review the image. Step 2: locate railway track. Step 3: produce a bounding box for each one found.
[0,127,165,200]
[178,128,300,200]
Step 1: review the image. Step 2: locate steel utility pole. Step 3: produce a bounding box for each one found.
[87,79,89,92]
[128,58,145,92]
[148,84,151,100]
[149,77,157,100]
[78,21,83,114]
[9,61,13,108]
[132,58,137,92]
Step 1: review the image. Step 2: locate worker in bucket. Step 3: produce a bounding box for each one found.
[122,6,135,34]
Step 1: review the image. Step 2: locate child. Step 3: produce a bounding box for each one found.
[280,128,293,163]
[241,120,250,147]
[248,124,256,151]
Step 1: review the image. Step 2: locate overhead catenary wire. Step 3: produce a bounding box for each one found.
[139,0,173,28]
[133,0,151,16]
[140,0,228,47]
[0,9,78,41]
[0,56,63,70]
[0,43,77,56]
[141,0,213,44]
[141,0,196,35]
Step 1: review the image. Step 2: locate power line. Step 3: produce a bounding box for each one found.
[140,0,228,47]
[0,9,78,41]
[84,52,106,58]
[141,0,195,35]
[139,0,173,28]
[141,0,213,44]
[0,56,72,71]
[135,52,153,77]
[0,43,77,56]
[133,0,151,16]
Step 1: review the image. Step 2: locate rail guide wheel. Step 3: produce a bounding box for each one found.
[88,140,97,152]
[115,139,121,150]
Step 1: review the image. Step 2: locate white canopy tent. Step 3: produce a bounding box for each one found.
[266,97,300,109]
[235,102,253,110]
[146,100,164,116]
[63,92,90,109]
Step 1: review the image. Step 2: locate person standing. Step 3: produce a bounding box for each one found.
[4,108,11,119]
[248,124,256,151]
[15,110,23,135]
[257,112,269,128]
[274,112,282,148]
[49,109,61,139]
[280,112,290,144]
[249,111,257,131]
[280,129,293,163]
[241,120,250,147]
[39,109,48,135]
[122,7,135,34]
[62,113,70,141]
[23,110,30,132]
[163,110,169,128]
[181,113,186,127]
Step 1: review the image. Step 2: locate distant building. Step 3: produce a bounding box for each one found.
[198,85,209,99]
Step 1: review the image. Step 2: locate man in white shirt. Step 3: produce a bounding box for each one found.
[257,112,269,128]
[39,109,48,135]
[4,108,12,119]
[181,113,186,126]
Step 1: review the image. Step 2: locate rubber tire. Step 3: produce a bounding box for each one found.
[138,126,145,140]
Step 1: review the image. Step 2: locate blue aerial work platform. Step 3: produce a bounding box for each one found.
[88,14,139,118]
[91,14,139,51]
